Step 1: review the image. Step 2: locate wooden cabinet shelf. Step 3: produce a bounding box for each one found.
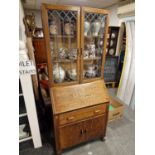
[84,57,101,61]
[50,35,75,38]
[52,59,77,63]
[84,35,104,39]
[52,57,101,63]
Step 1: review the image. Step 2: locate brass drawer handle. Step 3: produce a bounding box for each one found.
[94,110,101,114]
[67,116,75,121]
[113,112,120,116]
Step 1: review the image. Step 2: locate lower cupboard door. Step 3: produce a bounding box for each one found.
[84,115,106,140]
[59,122,85,149]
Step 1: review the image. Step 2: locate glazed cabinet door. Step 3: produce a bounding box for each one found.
[41,4,80,86]
[59,122,85,149]
[81,7,109,83]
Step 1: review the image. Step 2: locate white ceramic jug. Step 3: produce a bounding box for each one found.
[53,63,65,83]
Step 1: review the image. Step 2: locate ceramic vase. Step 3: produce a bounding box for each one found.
[91,20,101,37]
[58,48,67,59]
[83,50,89,59]
[68,49,77,60]
[53,63,65,83]
[64,23,74,35]
[87,43,96,58]
[85,65,97,78]
[49,21,57,35]
[84,21,90,36]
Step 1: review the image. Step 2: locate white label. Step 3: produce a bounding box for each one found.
[19,60,36,76]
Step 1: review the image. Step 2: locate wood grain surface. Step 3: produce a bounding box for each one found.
[50,80,109,114]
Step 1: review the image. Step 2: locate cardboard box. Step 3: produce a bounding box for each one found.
[108,96,124,122]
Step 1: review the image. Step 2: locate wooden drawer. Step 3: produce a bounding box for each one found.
[58,104,106,126]
[108,96,124,122]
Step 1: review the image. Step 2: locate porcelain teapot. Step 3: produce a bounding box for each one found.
[67,68,77,81]
[85,65,97,78]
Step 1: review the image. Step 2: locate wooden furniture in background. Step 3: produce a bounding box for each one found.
[33,38,47,64]
[106,26,119,56]
[41,4,110,155]
[104,26,120,88]
[104,56,119,87]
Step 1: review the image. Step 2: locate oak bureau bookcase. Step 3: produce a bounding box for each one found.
[41,3,110,155]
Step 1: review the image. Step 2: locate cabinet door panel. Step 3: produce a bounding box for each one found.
[59,122,85,149]
[84,115,106,140]
[81,7,109,83]
[41,5,80,86]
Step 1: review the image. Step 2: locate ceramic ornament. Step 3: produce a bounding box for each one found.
[49,21,57,35]
[53,63,65,83]
[83,50,89,59]
[58,48,67,59]
[64,22,74,35]
[85,65,97,78]
[84,21,90,36]
[67,68,77,81]
[91,20,101,37]
[68,49,77,60]
[87,43,96,58]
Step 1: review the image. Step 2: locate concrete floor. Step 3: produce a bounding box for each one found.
[20,88,135,155]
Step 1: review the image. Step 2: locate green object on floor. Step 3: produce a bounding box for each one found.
[109,105,114,111]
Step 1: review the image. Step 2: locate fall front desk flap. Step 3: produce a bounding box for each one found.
[50,80,110,114]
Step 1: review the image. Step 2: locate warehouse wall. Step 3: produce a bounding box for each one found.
[105,4,120,26]
[19,0,26,41]
[24,4,121,28]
